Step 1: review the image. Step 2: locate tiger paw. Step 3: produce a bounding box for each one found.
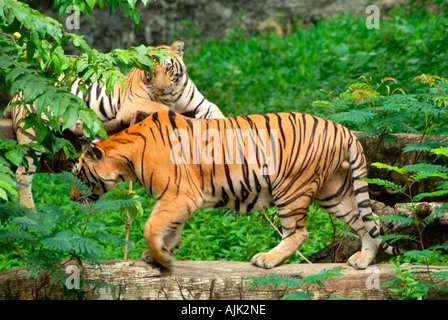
[347,251,371,269]
[142,248,173,269]
[141,249,156,264]
[251,252,279,269]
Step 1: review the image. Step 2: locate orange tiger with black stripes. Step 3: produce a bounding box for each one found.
[6,40,224,208]
[70,110,414,269]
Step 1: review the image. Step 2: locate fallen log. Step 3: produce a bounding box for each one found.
[308,201,448,264]
[1,260,447,300]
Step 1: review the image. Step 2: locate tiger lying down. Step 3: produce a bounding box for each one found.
[70,110,414,269]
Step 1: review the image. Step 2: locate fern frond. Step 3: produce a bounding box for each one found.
[246,274,301,291]
[374,214,418,225]
[376,94,418,112]
[403,249,433,260]
[11,215,53,235]
[421,206,448,227]
[362,178,404,192]
[281,290,314,300]
[55,230,103,257]
[403,143,434,154]
[41,235,73,253]
[378,234,418,244]
[0,228,37,244]
[414,74,447,87]
[412,190,448,202]
[90,198,143,213]
[300,266,345,289]
[58,171,92,198]
[403,163,448,183]
[377,76,398,87]
[370,162,406,175]
[332,110,376,126]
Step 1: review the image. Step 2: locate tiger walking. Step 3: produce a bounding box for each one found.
[70,110,414,269]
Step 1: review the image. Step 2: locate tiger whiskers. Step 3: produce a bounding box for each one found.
[261,209,312,264]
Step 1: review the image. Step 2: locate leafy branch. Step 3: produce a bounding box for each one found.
[0,0,169,201]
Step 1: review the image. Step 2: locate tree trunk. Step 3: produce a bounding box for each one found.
[1,260,447,300]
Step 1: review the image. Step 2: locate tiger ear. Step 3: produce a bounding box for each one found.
[170,40,184,58]
[82,142,103,161]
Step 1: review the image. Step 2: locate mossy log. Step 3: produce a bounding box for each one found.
[1,260,447,300]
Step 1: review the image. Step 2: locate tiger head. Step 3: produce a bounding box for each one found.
[151,40,186,96]
[70,142,120,204]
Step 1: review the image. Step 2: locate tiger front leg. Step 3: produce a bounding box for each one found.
[141,206,188,268]
[116,101,169,126]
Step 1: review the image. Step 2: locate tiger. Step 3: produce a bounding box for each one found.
[70,110,415,270]
[5,40,225,208]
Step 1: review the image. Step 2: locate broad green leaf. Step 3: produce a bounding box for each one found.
[23,79,47,102]
[0,178,17,196]
[0,53,14,68]
[86,0,96,10]
[5,147,26,167]
[34,90,56,116]
[62,105,80,131]
[0,188,8,201]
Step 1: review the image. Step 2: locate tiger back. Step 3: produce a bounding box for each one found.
[70,110,414,270]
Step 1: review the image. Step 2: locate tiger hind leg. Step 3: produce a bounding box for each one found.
[251,197,311,269]
[314,170,379,269]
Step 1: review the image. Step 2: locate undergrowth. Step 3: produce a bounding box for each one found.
[366,147,448,300]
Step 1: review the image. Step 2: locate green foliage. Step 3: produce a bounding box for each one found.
[246,266,345,300]
[368,149,448,299]
[382,262,432,300]
[0,138,20,203]
[184,8,448,117]
[0,174,145,297]
[315,74,448,146]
